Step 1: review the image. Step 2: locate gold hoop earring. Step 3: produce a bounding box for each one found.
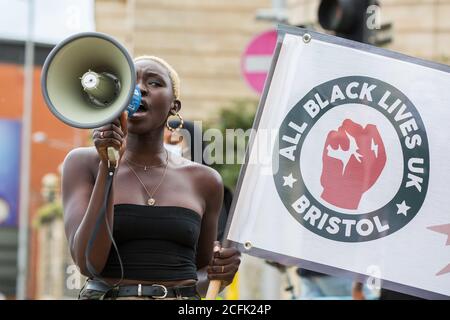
[166,112,184,132]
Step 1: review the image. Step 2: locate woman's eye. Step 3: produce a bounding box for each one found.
[148,81,160,87]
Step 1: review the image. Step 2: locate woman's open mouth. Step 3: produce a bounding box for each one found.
[131,101,149,118]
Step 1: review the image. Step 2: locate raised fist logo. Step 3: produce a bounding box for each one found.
[320,119,386,210]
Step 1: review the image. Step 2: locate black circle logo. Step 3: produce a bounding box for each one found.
[273,76,429,242]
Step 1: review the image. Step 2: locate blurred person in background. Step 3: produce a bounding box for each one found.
[352,282,421,300]
[296,268,353,300]
[62,56,240,300]
[297,269,380,300]
[164,119,233,242]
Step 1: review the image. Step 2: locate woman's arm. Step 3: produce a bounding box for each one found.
[194,166,223,296]
[62,116,126,276]
[194,166,241,297]
[196,266,210,297]
[63,150,115,276]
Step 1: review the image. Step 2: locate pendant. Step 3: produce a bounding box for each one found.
[148,198,156,206]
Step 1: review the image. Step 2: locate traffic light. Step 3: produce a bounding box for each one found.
[318,0,391,46]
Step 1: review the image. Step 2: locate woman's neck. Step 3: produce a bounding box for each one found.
[125,130,167,165]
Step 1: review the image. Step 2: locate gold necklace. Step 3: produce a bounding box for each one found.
[124,155,166,171]
[125,150,169,206]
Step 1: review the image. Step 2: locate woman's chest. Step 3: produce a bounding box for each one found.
[112,168,204,217]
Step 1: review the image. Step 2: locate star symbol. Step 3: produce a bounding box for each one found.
[436,264,450,276]
[427,224,450,246]
[427,223,450,276]
[396,200,410,216]
[282,173,297,188]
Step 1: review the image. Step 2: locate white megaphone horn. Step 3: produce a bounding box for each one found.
[41,32,141,164]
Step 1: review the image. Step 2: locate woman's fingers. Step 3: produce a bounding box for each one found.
[94,137,122,149]
[93,125,126,164]
[96,123,124,138]
[95,130,123,141]
[207,242,241,283]
[207,263,239,274]
[120,112,128,137]
[207,264,239,282]
[211,255,241,266]
[214,247,240,259]
[93,129,122,147]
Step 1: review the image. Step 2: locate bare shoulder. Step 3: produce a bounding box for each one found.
[62,146,99,176]
[170,154,223,194]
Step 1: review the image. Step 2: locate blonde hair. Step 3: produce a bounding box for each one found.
[134,55,180,99]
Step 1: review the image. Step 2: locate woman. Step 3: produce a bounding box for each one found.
[62,56,241,300]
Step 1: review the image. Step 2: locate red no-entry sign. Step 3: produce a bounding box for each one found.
[241,29,278,94]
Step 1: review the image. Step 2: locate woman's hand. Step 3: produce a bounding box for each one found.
[207,241,241,288]
[92,112,128,165]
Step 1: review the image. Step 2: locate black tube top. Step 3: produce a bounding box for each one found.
[100,204,201,281]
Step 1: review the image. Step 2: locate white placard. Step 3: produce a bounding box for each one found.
[227,26,450,299]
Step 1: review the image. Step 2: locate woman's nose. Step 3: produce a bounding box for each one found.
[138,82,148,96]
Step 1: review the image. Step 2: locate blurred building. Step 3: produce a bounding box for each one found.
[287,0,450,63]
[0,119,21,298]
[0,39,89,298]
[94,0,450,123]
[95,0,273,120]
[0,0,93,299]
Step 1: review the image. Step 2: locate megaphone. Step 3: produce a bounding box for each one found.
[41,32,141,164]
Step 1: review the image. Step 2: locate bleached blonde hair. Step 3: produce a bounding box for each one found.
[134,55,180,99]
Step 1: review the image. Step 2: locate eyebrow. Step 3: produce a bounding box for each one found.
[140,71,168,86]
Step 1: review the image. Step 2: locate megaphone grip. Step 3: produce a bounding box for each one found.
[107,147,120,167]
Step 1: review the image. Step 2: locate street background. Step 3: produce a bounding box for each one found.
[0,0,449,299]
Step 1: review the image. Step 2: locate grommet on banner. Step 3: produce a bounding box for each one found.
[303,33,312,43]
[244,241,253,250]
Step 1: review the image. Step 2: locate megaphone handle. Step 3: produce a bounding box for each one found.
[107,147,120,168]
